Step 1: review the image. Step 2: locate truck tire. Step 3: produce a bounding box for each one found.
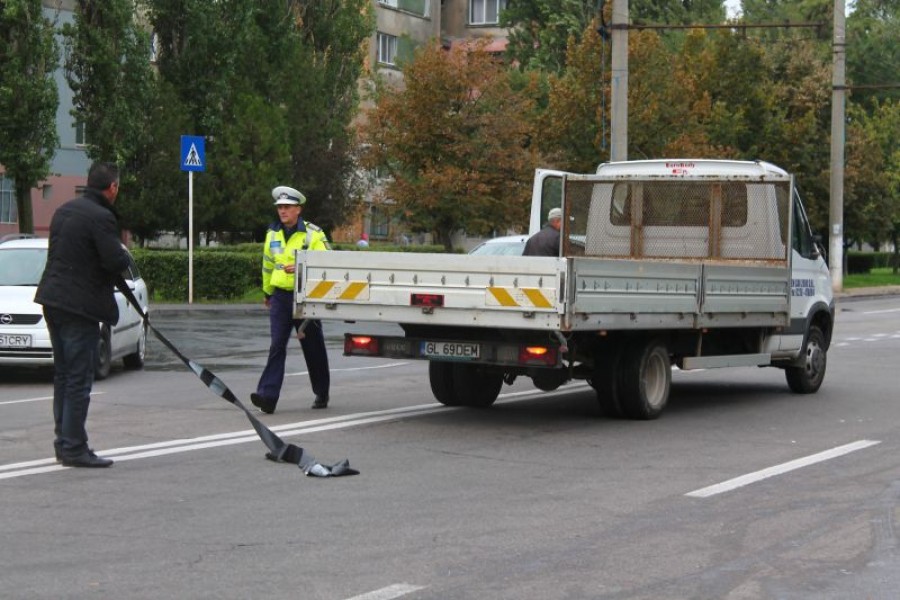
[453,364,503,408]
[591,348,624,418]
[619,339,670,420]
[429,361,460,406]
[123,323,147,370]
[94,327,112,381]
[785,325,827,394]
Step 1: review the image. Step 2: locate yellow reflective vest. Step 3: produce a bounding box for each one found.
[262,220,329,296]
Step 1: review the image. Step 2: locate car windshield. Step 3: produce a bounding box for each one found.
[469,240,526,256]
[0,248,47,286]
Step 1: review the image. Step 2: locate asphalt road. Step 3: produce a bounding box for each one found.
[1,294,899,600]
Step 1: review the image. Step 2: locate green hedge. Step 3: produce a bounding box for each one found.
[131,244,451,301]
[846,252,898,274]
[131,249,259,301]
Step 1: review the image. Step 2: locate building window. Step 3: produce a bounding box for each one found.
[75,121,89,147]
[377,32,398,65]
[0,176,18,225]
[470,0,506,25]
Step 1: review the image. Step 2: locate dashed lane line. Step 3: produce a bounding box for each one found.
[345,583,427,600]
[685,439,881,498]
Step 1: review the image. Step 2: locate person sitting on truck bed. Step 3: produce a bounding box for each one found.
[523,207,562,256]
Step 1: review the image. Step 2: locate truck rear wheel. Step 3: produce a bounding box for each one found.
[591,348,624,418]
[429,361,460,406]
[785,325,827,394]
[453,364,503,407]
[619,339,670,420]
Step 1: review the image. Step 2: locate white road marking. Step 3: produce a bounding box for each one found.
[685,439,881,498]
[345,583,427,600]
[0,383,589,480]
[862,308,900,314]
[0,392,105,407]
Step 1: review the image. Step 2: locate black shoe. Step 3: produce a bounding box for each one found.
[251,393,277,414]
[312,395,329,409]
[61,453,113,468]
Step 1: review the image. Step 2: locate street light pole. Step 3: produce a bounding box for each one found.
[829,0,846,291]
[610,0,628,161]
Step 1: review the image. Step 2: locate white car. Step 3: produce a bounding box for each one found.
[0,237,149,379]
[468,234,528,256]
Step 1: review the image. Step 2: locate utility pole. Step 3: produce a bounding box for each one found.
[610,0,628,161]
[829,0,846,291]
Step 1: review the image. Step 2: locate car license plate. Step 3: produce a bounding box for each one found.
[421,341,480,360]
[0,334,32,349]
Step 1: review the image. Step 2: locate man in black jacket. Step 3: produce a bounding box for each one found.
[523,207,562,256]
[35,162,130,468]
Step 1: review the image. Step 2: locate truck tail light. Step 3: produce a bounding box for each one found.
[518,345,557,366]
[411,293,444,307]
[345,335,379,356]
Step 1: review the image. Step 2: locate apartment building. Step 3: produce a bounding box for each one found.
[371,0,508,76]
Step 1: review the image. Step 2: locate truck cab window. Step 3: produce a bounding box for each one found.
[792,190,817,259]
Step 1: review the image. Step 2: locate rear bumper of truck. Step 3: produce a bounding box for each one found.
[343,333,562,369]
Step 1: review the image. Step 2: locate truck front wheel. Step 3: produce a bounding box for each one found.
[619,340,670,420]
[785,325,827,394]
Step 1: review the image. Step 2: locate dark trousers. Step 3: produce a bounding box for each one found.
[256,288,330,406]
[44,307,99,457]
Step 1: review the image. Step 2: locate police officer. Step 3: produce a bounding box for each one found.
[250,186,331,414]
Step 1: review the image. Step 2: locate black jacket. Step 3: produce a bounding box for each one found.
[35,189,130,325]
[523,225,561,257]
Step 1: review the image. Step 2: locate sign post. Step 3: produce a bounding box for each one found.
[180,135,206,304]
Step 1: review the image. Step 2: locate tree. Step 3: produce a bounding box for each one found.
[0,0,59,234]
[844,100,900,261]
[846,0,900,110]
[359,41,542,250]
[145,0,372,241]
[502,0,727,74]
[62,0,158,240]
[502,0,598,73]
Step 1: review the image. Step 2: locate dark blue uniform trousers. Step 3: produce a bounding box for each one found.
[256,288,330,406]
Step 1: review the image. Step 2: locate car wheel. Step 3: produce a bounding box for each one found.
[94,327,112,380]
[123,323,147,370]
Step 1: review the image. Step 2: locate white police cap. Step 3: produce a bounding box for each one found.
[272,185,306,206]
[548,207,562,221]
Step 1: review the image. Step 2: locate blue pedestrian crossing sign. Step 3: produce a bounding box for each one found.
[180,135,206,172]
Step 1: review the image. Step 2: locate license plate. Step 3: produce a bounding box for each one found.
[421,341,480,360]
[0,334,32,349]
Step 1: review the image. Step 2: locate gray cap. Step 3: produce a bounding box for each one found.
[547,207,562,221]
[272,185,306,206]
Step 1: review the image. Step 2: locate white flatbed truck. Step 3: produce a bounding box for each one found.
[294,159,834,419]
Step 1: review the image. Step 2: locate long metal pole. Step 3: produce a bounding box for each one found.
[189,170,194,304]
[610,0,628,161]
[829,0,845,291]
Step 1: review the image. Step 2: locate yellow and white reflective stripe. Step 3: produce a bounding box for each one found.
[486,287,554,309]
[306,280,369,301]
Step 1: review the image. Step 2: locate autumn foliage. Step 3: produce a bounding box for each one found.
[359,41,541,250]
